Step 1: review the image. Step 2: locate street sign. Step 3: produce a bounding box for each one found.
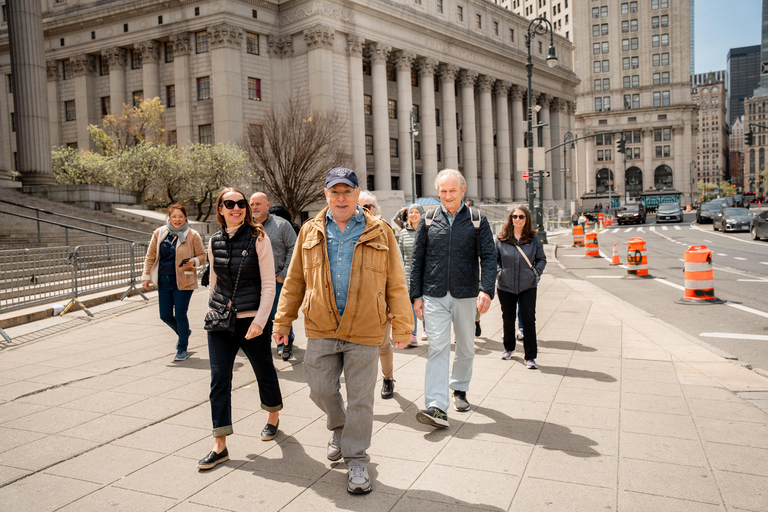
[523,172,529,181]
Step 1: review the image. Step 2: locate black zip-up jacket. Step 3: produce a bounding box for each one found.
[495,235,546,294]
[209,224,262,313]
[409,206,497,301]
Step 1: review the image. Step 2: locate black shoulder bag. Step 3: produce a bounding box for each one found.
[204,230,256,332]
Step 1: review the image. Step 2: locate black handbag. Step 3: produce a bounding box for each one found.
[204,230,255,332]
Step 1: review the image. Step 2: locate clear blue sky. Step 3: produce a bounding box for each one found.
[695,0,762,74]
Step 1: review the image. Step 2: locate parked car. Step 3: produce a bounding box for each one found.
[656,203,683,223]
[696,202,722,224]
[751,210,768,240]
[713,207,754,232]
[617,203,646,225]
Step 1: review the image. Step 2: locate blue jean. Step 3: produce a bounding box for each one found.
[423,293,477,413]
[157,274,193,352]
[412,304,424,336]
[304,337,379,468]
[270,280,294,344]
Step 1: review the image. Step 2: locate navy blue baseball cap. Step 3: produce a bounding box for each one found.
[325,167,359,189]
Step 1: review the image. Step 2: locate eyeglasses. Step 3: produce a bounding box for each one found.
[511,215,526,219]
[221,199,248,210]
[328,189,355,199]
[361,204,374,211]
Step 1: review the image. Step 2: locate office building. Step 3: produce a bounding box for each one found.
[727,45,760,127]
[730,115,745,189]
[691,75,728,187]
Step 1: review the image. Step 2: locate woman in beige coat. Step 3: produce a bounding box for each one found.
[142,204,206,361]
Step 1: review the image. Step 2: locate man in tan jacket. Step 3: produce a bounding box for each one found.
[273,167,413,495]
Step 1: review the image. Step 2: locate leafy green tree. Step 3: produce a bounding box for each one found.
[52,146,117,186]
[88,98,165,156]
[183,143,251,221]
[114,142,182,205]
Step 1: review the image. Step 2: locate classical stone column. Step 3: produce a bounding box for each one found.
[459,70,478,198]
[394,51,415,200]
[268,35,294,107]
[478,75,495,201]
[539,94,553,200]
[209,24,244,144]
[642,127,654,192]
[7,0,54,185]
[103,47,127,118]
[367,43,392,191]
[46,61,61,148]
[438,64,459,172]
[346,35,366,180]
[585,134,594,195]
[511,85,526,201]
[136,40,161,102]
[304,24,335,113]
[550,98,564,200]
[71,54,97,150]
[170,33,192,145]
[673,125,684,192]
[417,57,439,197]
[495,81,512,202]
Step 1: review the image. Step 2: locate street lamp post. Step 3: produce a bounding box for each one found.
[689,160,695,207]
[526,16,557,244]
[409,106,420,204]
[562,131,574,201]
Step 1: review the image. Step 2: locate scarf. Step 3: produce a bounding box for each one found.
[166,219,188,245]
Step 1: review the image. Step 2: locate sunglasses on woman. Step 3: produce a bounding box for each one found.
[511,214,526,219]
[221,199,248,210]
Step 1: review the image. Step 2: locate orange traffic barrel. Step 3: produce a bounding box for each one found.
[676,245,725,304]
[626,237,648,277]
[598,212,604,228]
[585,231,599,257]
[610,243,620,265]
[685,204,691,213]
[572,225,584,246]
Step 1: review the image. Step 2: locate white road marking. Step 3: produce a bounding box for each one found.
[761,262,768,265]
[726,303,768,320]
[637,227,645,232]
[703,239,713,243]
[661,226,668,231]
[737,279,768,282]
[562,254,586,257]
[717,253,727,257]
[655,278,686,291]
[700,332,768,342]
[674,226,682,230]
[733,257,747,261]
[624,228,633,232]
[650,226,656,231]
[587,276,624,278]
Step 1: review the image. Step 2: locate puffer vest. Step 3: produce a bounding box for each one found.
[209,224,262,313]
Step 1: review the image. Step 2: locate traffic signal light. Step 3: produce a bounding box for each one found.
[616,136,626,154]
[745,131,754,146]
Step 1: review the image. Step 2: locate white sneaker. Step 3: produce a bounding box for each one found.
[526,359,538,369]
[347,466,372,494]
[421,330,428,341]
[515,328,524,341]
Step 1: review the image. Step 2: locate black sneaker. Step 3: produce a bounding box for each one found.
[416,406,449,428]
[475,321,482,337]
[453,390,470,412]
[381,379,394,399]
[282,339,293,361]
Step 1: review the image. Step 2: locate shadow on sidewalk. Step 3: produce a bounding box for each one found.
[539,339,598,352]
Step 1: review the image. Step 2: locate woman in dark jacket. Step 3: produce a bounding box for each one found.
[197,188,282,471]
[495,205,546,369]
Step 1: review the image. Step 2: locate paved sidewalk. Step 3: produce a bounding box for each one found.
[0,246,767,511]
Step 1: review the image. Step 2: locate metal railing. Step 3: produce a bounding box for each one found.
[0,209,138,247]
[0,242,149,343]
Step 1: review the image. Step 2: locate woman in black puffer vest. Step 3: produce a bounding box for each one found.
[197,187,283,471]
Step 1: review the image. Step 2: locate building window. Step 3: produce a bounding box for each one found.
[362,58,371,76]
[65,100,76,121]
[1,5,6,23]
[652,35,659,47]
[602,42,609,53]
[595,79,602,91]
[437,144,442,161]
[601,6,608,16]
[386,62,396,81]
[5,74,11,94]
[166,85,175,107]
[248,77,261,100]
[364,95,372,115]
[10,112,15,132]
[630,1,637,12]
[133,90,143,106]
[196,31,209,53]
[631,38,638,50]
[661,15,668,27]
[168,130,177,145]
[652,16,659,29]
[476,14,482,29]
[493,21,499,36]
[509,28,515,42]
[653,54,660,66]
[662,53,669,65]
[131,48,142,69]
[390,138,398,157]
[603,78,610,90]
[592,7,599,18]
[632,75,639,87]
[622,39,629,51]
[594,61,602,73]
[662,72,669,84]
[165,41,174,63]
[621,2,629,14]
[595,97,602,111]
[622,20,629,32]
[623,76,631,88]
[653,92,661,107]
[631,19,638,31]
[594,25,601,37]
[632,94,640,109]
[457,6,463,22]
[199,124,213,144]
[197,77,210,100]
[435,108,440,126]
[411,70,419,87]
[593,43,600,55]
[437,0,443,13]
[412,104,420,123]
[63,60,73,80]
[662,90,670,106]
[601,23,608,35]
[603,96,611,110]
[623,58,630,70]
[246,32,259,55]
[653,73,660,85]
[652,0,659,8]
[365,135,373,155]
[631,57,639,69]
[602,60,609,72]
[654,129,662,141]
[414,141,421,159]
[623,94,632,109]
[633,148,641,159]
[661,34,669,46]
[597,150,604,161]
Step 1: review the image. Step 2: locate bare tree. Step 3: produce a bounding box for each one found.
[242,99,351,221]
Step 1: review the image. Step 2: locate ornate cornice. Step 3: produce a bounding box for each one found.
[267,35,293,58]
[510,84,524,101]
[672,125,685,135]
[642,127,654,135]
[494,80,511,96]
[170,33,191,57]
[477,75,495,92]
[365,43,391,64]
[393,50,416,72]
[208,23,243,50]
[552,97,567,112]
[102,47,127,69]
[458,69,478,88]
[304,24,335,50]
[71,54,97,76]
[135,40,161,63]
[437,63,459,83]
[347,34,365,57]
[280,1,354,26]
[46,60,61,82]
[416,57,438,77]
[539,93,552,109]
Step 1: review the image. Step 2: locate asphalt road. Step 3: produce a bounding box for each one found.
[548,208,768,373]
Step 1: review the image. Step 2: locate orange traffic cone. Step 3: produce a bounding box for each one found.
[611,242,620,265]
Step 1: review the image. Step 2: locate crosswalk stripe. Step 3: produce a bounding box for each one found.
[674,226,681,230]
[661,226,668,231]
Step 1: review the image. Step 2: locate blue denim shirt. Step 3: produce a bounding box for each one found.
[326,207,366,317]
[440,202,466,226]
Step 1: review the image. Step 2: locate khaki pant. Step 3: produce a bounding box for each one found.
[379,321,393,380]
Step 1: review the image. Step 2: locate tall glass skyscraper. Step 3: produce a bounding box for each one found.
[727,45,761,126]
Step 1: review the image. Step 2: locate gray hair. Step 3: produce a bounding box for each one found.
[435,168,466,191]
[358,190,380,215]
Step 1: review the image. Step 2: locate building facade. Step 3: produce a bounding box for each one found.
[730,115,745,189]
[572,0,697,206]
[691,76,728,187]
[727,45,760,127]
[0,0,578,208]
[744,95,767,193]
[503,0,573,42]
